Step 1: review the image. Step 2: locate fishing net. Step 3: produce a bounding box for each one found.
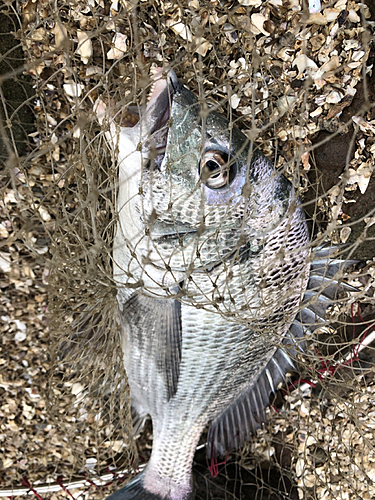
[1,0,375,499]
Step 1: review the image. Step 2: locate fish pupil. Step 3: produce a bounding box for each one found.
[206,160,221,174]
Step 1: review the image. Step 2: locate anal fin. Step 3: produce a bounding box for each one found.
[207,245,360,461]
[207,347,295,459]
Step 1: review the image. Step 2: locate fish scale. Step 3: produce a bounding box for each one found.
[106,70,354,500]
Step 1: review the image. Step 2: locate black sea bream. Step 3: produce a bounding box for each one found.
[105,69,350,500]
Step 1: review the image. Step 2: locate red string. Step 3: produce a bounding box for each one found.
[351,303,356,342]
[284,301,375,393]
[209,449,230,478]
[81,471,103,489]
[21,477,44,500]
[286,378,317,393]
[353,303,375,358]
[56,477,76,500]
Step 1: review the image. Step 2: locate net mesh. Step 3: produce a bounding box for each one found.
[1,0,375,499]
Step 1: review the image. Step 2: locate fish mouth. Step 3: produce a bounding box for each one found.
[150,221,197,244]
[141,68,180,162]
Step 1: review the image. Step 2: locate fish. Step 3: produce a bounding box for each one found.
[105,68,356,500]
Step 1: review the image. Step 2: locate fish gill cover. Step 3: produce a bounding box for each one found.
[0,1,375,499]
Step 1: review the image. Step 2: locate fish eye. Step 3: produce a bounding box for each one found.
[199,150,236,190]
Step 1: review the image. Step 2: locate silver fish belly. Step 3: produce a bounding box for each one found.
[107,69,311,500]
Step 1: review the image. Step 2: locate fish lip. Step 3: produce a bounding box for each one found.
[147,253,226,274]
[139,69,180,150]
[151,227,197,242]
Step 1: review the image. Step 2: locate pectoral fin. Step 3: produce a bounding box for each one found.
[120,293,182,401]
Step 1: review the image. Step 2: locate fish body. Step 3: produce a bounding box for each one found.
[107,69,317,500]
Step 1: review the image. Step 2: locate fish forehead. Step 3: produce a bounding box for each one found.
[162,87,250,192]
[170,86,248,146]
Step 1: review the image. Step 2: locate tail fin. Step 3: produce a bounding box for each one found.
[106,473,163,500]
[105,472,195,500]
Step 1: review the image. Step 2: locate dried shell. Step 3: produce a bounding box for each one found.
[224,24,238,44]
[347,61,362,69]
[326,91,342,104]
[301,151,310,170]
[345,166,373,194]
[277,95,297,114]
[352,116,375,134]
[334,0,347,9]
[52,21,68,48]
[71,383,85,395]
[343,39,360,50]
[329,185,341,197]
[251,13,271,36]
[0,225,9,242]
[194,37,212,56]
[309,0,321,13]
[278,129,288,141]
[230,94,240,109]
[107,32,128,59]
[239,0,262,5]
[38,206,51,222]
[348,9,360,23]
[93,99,107,126]
[352,50,365,62]
[188,0,199,8]
[340,226,351,243]
[29,27,46,41]
[14,320,27,340]
[296,457,305,476]
[0,252,11,273]
[166,20,192,42]
[310,106,323,117]
[324,8,340,22]
[76,31,92,65]
[364,216,375,228]
[327,95,353,119]
[63,82,84,97]
[293,54,318,73]
[277,47,295,62]
[306,13,327,25]
[310,33,325,51]
[15,330,27,342]
[315,55,340,79]
[86,66,102,77]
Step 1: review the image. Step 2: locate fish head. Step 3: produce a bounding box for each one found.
[114,69,295,295]
[145,71,293,231]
